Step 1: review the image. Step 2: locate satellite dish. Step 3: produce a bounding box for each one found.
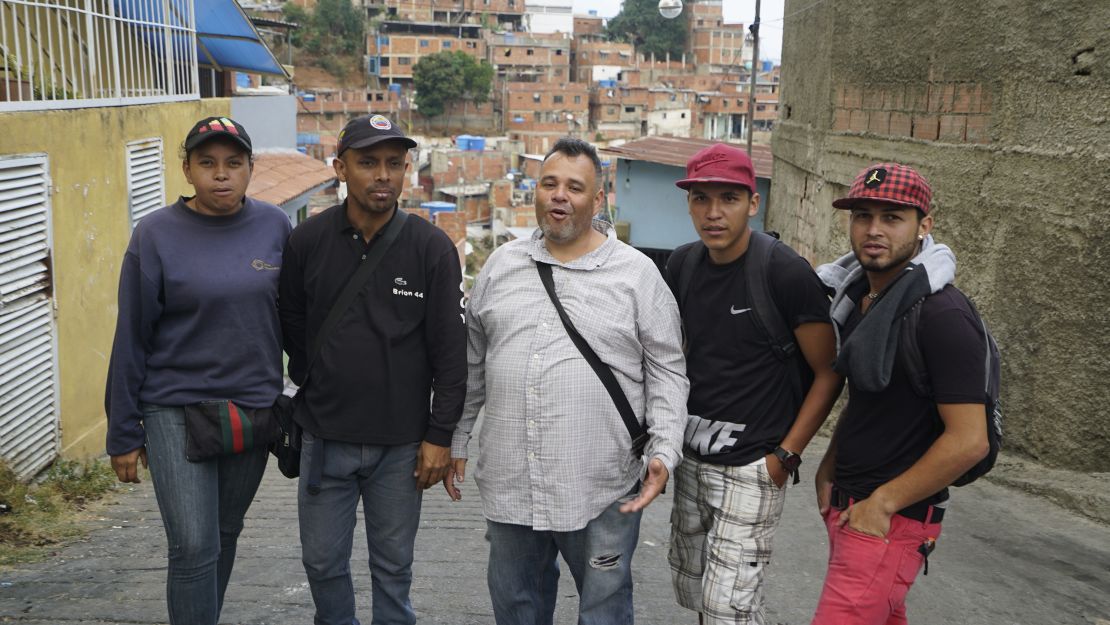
[658,0,683,19]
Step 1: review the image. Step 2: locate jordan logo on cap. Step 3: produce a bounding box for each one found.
[864,168,886,188]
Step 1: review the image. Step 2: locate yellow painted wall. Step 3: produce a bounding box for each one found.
[0,99,233,459]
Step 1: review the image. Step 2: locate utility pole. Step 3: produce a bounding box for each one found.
[746,0,761,157]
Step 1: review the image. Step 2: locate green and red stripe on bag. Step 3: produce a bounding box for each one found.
[183,400,279,462]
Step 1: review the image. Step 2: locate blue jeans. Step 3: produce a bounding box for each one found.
[485,489,642,625]
[298,432,423,625]
[142,404,268,625]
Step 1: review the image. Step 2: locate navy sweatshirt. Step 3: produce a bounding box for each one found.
[105,197,292,455]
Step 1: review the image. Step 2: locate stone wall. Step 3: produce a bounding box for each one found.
[770,0,1110,470]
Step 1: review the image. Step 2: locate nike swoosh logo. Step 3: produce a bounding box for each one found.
[730,306,751,315]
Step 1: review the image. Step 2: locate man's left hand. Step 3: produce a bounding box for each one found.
[838,496,892,539]
[620,458,669,513]
[414,441,451,490]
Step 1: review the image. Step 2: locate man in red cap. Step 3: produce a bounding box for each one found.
[810,163,989,624]
[665,143,843,624]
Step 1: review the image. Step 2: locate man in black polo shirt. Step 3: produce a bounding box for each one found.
[811,163,989,625]
[665,143,842,624]
[279,114,466,625]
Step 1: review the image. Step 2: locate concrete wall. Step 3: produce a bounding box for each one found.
[0,99,232,459]
[770,0,1110,470]
[231,95,297,149]
[614,160,767,251]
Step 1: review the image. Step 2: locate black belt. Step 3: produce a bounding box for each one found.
[830,485,945,524]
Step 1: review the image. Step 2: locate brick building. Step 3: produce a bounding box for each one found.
[686,0,750,73]
[367,22,485,83]
[573,12,604,38]
[591,83,651,140]
[504,81,589,153]
[572,40,635,83]
[487,32,571,83]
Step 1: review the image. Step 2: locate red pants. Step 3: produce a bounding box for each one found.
[810,508,942,625]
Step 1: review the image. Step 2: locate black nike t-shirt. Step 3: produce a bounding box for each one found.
[674,244,831,467]
[834,284,987,504]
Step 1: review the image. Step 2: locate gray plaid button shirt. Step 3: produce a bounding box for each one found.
[452,223,688,532]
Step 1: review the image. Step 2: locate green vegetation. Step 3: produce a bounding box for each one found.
[412,51,494,118]
[0,458,119,565]
[606,0,688,60]
[282,0,365,78]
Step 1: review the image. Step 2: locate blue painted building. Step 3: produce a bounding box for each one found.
[600,137,773,268]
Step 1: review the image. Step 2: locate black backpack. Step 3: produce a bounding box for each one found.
[665,231,815,405]
[899,292,1002,486]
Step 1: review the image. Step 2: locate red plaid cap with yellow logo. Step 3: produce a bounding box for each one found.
[832,163,932,214]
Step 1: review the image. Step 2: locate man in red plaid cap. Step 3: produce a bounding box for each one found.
[664,143,843,624]
[810,163,990,624]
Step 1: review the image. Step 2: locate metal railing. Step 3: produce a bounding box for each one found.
[1,0,198,111]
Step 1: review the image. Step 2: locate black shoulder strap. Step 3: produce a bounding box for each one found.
[304,209,409,382]
[675,242,704,312]
[899,298,931,397]
[901,291,997,401]
[744,230,796,362]
[535,261,649,457]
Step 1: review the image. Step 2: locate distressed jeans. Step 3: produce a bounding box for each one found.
[142,403,269,625]
[298,432,423,625]
[485,488,642,625]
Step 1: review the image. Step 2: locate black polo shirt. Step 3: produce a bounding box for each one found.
[278,203,466,446]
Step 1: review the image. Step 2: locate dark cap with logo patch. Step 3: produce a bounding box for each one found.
[833,163,933,214]
[675,143,756,193]
[184,116,253,154]
[337,114,417,156]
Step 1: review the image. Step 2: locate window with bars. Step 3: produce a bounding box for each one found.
[0,154,59,479]
[126,138,165,228]
[0,0,197,111]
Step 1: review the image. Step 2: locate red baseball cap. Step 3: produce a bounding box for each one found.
[833,163,933,214]
[675,143,756,193]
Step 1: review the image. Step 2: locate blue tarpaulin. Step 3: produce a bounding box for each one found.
[113,0,288,78]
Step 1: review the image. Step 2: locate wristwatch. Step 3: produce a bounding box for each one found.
[772,446,802,485]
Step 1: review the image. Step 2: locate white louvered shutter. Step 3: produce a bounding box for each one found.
[127,138,165,227]
[0,155,59,479]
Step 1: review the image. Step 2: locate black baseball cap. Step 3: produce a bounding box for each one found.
[184,116,253,154]
[337,114,417,156]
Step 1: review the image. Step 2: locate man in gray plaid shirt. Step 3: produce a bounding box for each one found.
[447,137,689,624]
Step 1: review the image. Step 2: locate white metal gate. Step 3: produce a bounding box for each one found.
[0,154,59,478]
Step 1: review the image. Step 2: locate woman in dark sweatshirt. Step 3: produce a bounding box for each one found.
[104,117,291,625]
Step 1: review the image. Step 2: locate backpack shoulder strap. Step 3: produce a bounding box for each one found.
[956,294,1000,403]
[744,230,796,362]
[898,297,931,397]
[900,288,997,400]
[666,241,704,313]
[305,209,409,382]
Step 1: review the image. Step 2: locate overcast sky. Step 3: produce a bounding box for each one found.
[572,0,787,62]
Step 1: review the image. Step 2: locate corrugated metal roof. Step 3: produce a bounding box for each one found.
[247,151,336,208]
[600,137,773,179]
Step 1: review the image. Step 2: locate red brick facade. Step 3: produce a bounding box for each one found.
[831,82,993,144]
